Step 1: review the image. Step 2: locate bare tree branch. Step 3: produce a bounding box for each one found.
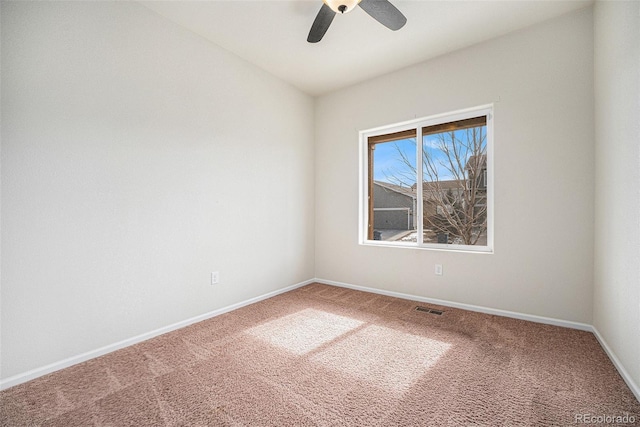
[382,126,487,245]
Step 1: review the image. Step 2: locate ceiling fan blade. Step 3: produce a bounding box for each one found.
[358,0,407,31]
[307,3,336,43]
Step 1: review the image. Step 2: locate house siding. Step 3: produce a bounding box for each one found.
[372,183,415,230]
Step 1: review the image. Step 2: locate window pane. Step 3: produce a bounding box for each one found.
[368,131,417,242]
[421,117,487,246]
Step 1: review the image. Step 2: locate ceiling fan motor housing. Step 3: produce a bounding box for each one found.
[323,0,361,14]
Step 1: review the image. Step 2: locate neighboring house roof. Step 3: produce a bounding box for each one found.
[420,180,466,203]
[376,179,466,205]
[374,181,416,199]
[376,177,482,203]
[466,154,487,171]
[420,180,464,191]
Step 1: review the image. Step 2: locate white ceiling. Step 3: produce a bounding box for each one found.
[142,0,593,96]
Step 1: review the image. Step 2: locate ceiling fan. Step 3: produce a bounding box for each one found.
[307,0,407,43]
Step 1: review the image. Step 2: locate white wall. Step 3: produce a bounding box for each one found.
[315,8,595,323]
[1,1,314,379]
[593,1,640,394]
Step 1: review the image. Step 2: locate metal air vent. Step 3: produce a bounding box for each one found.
[415,306,443,315]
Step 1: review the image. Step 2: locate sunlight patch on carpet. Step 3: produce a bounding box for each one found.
[311,325,451,395]
[245,309,364,355]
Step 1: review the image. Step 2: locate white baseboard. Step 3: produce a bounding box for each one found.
[0,278,314,391]
[3,277,638,405]
[316,278,592,331]
[315,277,639,403]
[591,326,640,402]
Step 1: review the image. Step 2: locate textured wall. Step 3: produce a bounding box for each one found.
[593,0,640,397]
[1,1,315,379]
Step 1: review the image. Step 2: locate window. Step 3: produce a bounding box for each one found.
[359,105,493,252]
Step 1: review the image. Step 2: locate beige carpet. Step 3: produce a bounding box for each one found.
[1,283,638,426]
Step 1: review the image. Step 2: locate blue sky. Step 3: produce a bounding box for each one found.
[372,138,416,185]
[373,127,486,186]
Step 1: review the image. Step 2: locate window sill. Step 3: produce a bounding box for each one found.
[360,240,494,254]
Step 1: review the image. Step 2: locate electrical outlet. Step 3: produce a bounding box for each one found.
[435,264,443,276]
[211,271,219,285]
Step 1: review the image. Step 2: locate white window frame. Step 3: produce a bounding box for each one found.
[359,104,494,253]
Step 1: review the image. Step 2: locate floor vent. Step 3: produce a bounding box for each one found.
[415,306,443,315]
